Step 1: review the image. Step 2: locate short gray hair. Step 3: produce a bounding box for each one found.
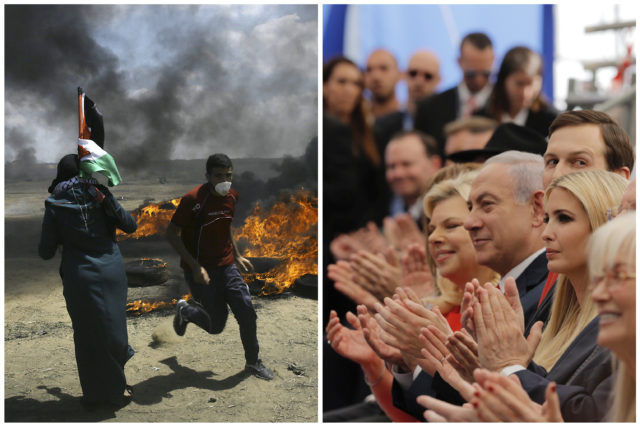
[484,150,544,204]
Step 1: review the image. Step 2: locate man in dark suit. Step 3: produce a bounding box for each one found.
[373,50,441,154]
[390,150,549,420]
[464,151,548,324]
[414,32,495,157]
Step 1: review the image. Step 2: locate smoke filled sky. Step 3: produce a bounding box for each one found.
[4,5,318,166]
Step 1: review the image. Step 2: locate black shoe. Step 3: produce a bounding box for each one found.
[81,394,131,411]
[173,299,189,336]
[245,359,274,380]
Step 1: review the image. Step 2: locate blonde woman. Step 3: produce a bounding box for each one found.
[358,170,499,420]
[370,169,499,356]
[421,171,500,328]
[532,171,627,369]
[590,212,635,422]
[326,168,496,421]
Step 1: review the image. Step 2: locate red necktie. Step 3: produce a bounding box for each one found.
[464,96,476,117]
[538,272,559,308]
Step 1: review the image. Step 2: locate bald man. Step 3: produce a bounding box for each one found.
[405,50,441,117]
[365,49,401,117]
[374,50,442,157]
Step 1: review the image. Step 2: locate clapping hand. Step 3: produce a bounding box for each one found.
[445,329,480,383]
[349,250,402,300]
[328,260,378,311]
[471,369,563,422]
[325,310,376,366]
[473,284,543,371]
[400,244,435,299]
[374,295,451,359]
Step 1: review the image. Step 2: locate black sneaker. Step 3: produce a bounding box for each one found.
[245,359,274,380]
[173,299,189,336]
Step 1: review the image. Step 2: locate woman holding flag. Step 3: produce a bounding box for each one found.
[38,90,137,407]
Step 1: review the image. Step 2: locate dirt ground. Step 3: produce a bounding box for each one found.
[4,178,318,422]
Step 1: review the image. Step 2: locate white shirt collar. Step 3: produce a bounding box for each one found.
[498,248,546,292]
[457,82,493,116]
[407,196,424,222]
[390,195,424,223]
[501,108,529,126]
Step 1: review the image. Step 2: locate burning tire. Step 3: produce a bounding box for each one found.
[292,274,317,299]
[246,257,283,273]
[125,258,169,287]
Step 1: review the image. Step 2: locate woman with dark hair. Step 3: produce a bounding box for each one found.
[323,56,388,411]
[323,56,387,312]
[477,46,557,138]
[39,154,137,408]
[323,56,381,169]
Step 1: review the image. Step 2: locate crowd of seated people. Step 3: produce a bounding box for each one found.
[323,29,636,421]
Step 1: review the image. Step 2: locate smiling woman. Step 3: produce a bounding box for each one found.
[588,212,636,422]
[423,170,499,316]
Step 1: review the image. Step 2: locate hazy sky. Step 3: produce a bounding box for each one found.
[4,5,318,167]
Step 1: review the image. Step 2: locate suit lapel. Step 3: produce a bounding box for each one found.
[515,252,549,296]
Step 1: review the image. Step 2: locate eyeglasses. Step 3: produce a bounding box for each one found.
[591,270,636,290]
[408,69,435,80]
[463,70,492,79]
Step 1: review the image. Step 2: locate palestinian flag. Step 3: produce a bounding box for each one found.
[77,138,122,186]
[77,87,121,186]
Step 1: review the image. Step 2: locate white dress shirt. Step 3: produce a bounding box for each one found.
[458,82,493,117]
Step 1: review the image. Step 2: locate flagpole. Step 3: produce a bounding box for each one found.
[77,87,88,139]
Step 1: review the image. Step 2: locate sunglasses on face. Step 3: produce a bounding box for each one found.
[408,69,435,80]
[463,70,492,79]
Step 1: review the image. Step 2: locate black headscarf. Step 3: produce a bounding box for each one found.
[48,154,80,193]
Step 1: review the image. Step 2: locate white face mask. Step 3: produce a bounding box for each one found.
[214,181,232,196]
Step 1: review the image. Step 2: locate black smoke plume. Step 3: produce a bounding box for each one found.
[5,5,317,173]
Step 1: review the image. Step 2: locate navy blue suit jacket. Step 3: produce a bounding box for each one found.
[413,87,459,157]
[515,251,549,328]
[516,317,612,422]
[525,279,555,336]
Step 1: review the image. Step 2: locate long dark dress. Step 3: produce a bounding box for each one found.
[38,180,137,404]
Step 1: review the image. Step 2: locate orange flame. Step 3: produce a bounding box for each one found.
[118,189,317,298]
[234,189,318,294]
[126,294,191,315]
[138,257,168,268]
[117,198,182,240]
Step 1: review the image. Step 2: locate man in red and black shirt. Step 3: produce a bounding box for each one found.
[166,153,273,380]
